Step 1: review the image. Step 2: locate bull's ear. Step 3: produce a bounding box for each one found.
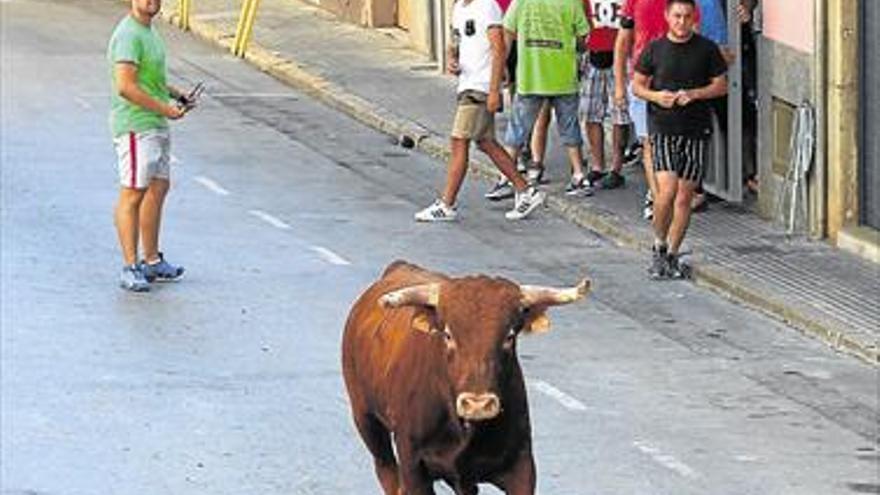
[523,309,551,334]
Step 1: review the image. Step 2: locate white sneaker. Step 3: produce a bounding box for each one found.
[415,199,458,222]
[505,187,546,220]
[643,190,654,221]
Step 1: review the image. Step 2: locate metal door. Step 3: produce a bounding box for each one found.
[862,0,880,229]
[703,0,744,202]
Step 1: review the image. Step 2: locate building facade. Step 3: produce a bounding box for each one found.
[311,0,880,262]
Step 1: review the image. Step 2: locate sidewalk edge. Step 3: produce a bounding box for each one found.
[170,15,879,367]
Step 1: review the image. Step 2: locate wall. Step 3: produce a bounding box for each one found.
[756,0,822,236]
[312,0,396,27]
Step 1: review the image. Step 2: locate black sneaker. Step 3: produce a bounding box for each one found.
[648,245,668,280]
[601,171,626,189]
[586,170,606,185]
[623,142,643,166]
[666,254,692,279]
[565,176,594,197]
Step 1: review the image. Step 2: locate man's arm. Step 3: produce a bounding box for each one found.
[632,71,678,109]
[487,26,505,113]
[678,75,728,105]
[116,63,184,119]
[613,27,633,106]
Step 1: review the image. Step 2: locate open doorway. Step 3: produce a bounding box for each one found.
[701,0,759,204]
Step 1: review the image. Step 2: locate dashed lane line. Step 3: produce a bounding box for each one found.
[633,439,699,479]
[530,379,588,412]
[249,209,292,230]
[194,175,230,196]
[310,246,351,266]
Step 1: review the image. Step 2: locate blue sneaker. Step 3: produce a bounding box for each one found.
[141,253,185,282]
[120,264,150,292]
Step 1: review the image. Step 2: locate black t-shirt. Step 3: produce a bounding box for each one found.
[636,33,727,137]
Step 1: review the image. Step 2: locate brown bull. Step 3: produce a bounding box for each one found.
[341,260,590,494]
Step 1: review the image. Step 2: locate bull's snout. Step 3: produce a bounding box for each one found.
[456,392,501,421]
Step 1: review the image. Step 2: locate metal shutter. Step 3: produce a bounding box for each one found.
[862,0,880,229]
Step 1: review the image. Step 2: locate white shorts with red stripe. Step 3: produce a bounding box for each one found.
[113,128,171,189]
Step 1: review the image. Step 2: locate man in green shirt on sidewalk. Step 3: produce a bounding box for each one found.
[108,0,197,292]
[502,0,592,195]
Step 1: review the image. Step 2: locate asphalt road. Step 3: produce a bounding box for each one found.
[1,1,878,494]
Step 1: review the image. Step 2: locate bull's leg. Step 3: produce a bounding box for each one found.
[394,441,436,495]
[354,414,400,495]
[494,450,536,495]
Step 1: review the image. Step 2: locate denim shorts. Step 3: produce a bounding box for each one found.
[628,83,648,138]
[503,93,583,148]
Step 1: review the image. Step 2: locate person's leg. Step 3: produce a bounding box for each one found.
[478,138,528,192]
[586,122,605,174]
[610,124,625,173]
[441,138,470,207]
[140,178,169,264]
[115,187,147,266]
[530,101,551,168]
[668,136,707,255]
[553,94,585,177]
[651,135,677,243]
[668,178,698,254]
[653,172,678,245]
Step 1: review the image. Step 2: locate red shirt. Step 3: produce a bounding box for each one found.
[584,0,624,53]
[622,0,701,72]
[495,0,512,12]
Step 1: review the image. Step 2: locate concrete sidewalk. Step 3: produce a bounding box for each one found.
[165,0,878,365]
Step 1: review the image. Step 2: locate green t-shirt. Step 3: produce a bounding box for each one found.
[108,15,169,137]
[503,0,589,95]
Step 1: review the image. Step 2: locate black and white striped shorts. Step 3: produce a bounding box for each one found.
[650,134,709,183]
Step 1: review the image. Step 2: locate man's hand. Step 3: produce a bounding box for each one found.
[447,57,461,75]
[614,83,627,109]
[163,104,187,120]
[656,90,678,109]
[487,90,501,113]
[737,3,752,23]
[675,89,696,106]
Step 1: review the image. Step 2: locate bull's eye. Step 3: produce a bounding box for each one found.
[503,328,517,348]
[442,327,455,344]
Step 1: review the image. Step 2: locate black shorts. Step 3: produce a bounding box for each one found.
[650,134,708,183]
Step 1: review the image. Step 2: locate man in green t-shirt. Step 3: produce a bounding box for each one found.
[108,0,197,292]
[502,0,592,195]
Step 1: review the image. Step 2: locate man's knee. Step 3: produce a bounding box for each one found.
[476,138,497,153]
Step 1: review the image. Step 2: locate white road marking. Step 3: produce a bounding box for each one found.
[310,246,351,266]
[74,96,92,110]
[633,440,698,479]
[249,209,291,230]
[193,175,230,196]
[530,380,587,412]
[170,154,182,165]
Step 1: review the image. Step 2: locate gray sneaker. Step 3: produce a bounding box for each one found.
[141,253,185,282]
[485,178,515,201]
[648,245,668,280]
[120,264,150,292]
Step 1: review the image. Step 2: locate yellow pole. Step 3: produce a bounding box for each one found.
[178,0,191,30]
[232,0,261,57]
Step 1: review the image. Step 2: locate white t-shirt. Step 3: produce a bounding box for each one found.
[451,0,503,94]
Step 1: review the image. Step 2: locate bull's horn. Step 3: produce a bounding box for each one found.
[520,278,591,307]
[379,283,440,308]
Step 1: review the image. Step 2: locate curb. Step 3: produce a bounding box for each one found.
[167,14,879,367]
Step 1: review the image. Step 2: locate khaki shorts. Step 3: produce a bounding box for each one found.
[113,128,171,189]
[451,90,495,141]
